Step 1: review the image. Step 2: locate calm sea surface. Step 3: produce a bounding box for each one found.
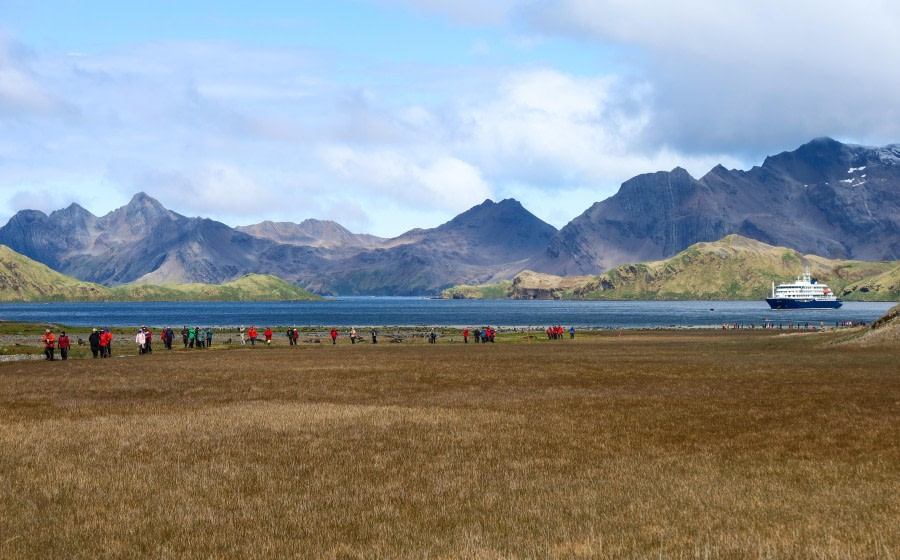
[0,299,892,329]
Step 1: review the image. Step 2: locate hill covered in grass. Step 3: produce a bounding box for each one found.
[844,303,900,346]
[441,235,900,301]
[0,245,322,302]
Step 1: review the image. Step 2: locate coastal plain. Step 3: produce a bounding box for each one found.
[0,329,897,559]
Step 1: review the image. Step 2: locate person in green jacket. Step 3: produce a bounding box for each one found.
[189,326,196,348]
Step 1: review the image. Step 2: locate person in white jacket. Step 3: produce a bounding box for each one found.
[135,328,147,355]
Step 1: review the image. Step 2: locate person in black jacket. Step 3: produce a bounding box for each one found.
[88,328,101,358]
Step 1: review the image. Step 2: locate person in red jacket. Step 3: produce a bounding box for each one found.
[42,329,56,360]
[462,327,469,343]
[247,326,258,346]
[330,327,338,345]
[100,328,112,357]
[264,327,273,346]
[57,331,70,360]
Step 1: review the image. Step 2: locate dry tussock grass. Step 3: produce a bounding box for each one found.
[841,303,900,347]
[0,330,897,559]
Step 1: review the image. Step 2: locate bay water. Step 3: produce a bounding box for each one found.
[0,299,892,329]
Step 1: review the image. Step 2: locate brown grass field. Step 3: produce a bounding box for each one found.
[0,329,897,559]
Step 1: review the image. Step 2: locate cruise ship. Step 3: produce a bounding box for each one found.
[765,267,843,309]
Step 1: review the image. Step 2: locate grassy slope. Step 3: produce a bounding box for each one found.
[844,302,900,346]
[441,235,900,301]
[579,235,899,300]
[0,245,110,301]
[0,245,322,302]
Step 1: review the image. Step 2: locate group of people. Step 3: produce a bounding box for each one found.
[36,323,582,361]
[546,325,575,339]
[720,321,867,330]
[461,326,496,343]
[179,326,213,348]
[239,326,270,346]
[328,327,377,344]
[136,326,214,354]
[87,328,114,358]
[41,329,70,360]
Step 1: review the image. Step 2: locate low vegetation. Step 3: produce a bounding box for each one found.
[0,327,897,558]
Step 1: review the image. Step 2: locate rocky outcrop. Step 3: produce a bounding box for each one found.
[510,271,594,300]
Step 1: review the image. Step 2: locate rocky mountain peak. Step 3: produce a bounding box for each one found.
[123,192,170,218]
[97,192,179,240]
[759,137,856,184]
[57,202,91,214]
[235,218,382,249]
[442,198,540,230]
[616,167,701,214]
[51,202,95,222]
[6,209,48,225]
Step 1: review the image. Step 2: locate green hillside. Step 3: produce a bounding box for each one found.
[578,235,899,301]
[0,245,322,302]
[441,235,900,301]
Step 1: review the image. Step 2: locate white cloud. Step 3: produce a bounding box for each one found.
[525,0,900,151]
[394,0,900,153]
[319,146,493,211]
[0,41,62,115]
[457,69,645,182]
[451,68,740,193]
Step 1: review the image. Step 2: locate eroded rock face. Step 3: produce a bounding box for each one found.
[509,271,595,300]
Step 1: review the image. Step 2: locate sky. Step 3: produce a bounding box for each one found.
[1,0,899,237]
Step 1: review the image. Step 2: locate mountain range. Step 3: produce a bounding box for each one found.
[1,137,898,296]
[529,137,900,276]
